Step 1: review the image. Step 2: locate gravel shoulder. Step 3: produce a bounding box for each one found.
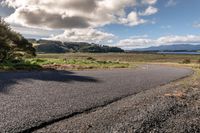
[35,68,200,133]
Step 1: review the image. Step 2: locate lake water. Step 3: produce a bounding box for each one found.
[158,52,200,55]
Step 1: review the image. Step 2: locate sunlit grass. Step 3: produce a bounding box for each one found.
[37,53,200,63]
[26,58,130,70]
[1,53,200,71]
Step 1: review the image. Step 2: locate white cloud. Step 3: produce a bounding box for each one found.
[11,24,63,37]
[3,0,157,29]
[165,0,177,7]
[48,28,115,44]
[118,38,154,48]
[117,35,200,49]
[193,23,200,28]
[130,35,149,39]
[142,0,157,5]
[139,6,158,16]
[122,11,147,26]
[2,0,160,43]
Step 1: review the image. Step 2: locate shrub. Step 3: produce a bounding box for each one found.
[0,18,36,63]
[182,59,191,64]
[86,57,96,61]
[197,59,200,64]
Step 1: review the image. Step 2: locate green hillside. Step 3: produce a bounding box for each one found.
[31,39,124,53]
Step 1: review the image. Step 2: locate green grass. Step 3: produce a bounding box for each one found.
[0,60,42,71]
[26,58,129,70]
[1,53,200,71]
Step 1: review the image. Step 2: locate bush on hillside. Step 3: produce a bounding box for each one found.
[0,18,36,62]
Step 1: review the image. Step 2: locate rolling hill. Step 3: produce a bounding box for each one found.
[30,39,124,53]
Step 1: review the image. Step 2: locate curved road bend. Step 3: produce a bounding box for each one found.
[0,65,192,132]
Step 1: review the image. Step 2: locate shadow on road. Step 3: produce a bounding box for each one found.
[0,70,99,93]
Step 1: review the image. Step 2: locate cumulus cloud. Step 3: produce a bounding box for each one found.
[2,0,160,44]
[48,28,115,44]
[139,6,158,16]
[117,35,200,49]
[3,0,157,29]
[3,0,97,12]
[119,11,147,26]
[7,7,91,29]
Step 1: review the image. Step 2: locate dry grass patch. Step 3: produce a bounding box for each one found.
[164,91,186,99]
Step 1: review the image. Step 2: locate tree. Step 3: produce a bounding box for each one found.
[0,18,36,62]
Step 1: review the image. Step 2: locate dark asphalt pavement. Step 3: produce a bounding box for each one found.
[0,65,192,132]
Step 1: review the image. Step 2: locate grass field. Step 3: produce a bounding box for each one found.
[37,53,200,63]
[1,53,200,71]
[37,53,200,69]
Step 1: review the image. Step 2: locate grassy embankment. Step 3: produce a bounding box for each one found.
[0,53,200,71]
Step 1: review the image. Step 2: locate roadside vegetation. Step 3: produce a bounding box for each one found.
[0,18,35,62]
[38,53,200,64]
[26,58,129,70]
[26,53,199,71]
[0,18,37,71]
[1,52,200,71]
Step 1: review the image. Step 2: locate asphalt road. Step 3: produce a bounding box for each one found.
[0,65,192,133]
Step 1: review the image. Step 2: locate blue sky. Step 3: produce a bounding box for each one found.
[1,0,200,49]
[102,0,200,38]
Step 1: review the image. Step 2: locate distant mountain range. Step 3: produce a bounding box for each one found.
[29,39,124,53]
[132,44,200,52]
